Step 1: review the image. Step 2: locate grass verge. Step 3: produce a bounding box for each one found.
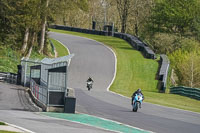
[50,28,200,113]
[49,38,69,57]
[0,122,6,125]
[0,131,18,133]
[0,38,67,73]
[0,47,47,73]
[0,47,20,73]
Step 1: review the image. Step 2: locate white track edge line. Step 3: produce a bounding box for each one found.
[2,121,35,133]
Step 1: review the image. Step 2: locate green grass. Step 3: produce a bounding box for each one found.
[50,28,200,113]
[0,47,48,73]
[49,38,69,57]
[0,122,17,133]
[0,122,6,125]
[0,39,62,73]
[0,131,18,133]
[0,47,20,73]
[29,48,47,60]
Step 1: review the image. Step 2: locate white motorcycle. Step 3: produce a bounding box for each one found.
[87,81,93,91]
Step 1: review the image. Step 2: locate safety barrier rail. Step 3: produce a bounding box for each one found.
[0,72,17,84]
[170,86,200,100]
[49,40,55,53]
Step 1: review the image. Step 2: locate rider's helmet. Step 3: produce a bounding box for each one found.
[88,77,93,81]
[137,88,141,93]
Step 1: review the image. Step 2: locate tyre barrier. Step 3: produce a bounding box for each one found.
[170,86,200,100]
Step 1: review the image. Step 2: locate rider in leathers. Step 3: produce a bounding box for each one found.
[131,88,144,108]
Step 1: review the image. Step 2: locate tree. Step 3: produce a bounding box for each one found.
[38,0,89,54]
[128,0,153,36]
[175,51,200,88]
[169,39,200,88]
[0,0,20,47]
[20,0,40,54]
[149,0,200,35]
[38,0,49,54]
[116,0,132,33]
[53,0,89,27]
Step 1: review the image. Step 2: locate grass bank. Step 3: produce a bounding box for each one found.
[0,122,16,133]
[0,47,20,73]
[50,28,200,113]
[49,38,69,57]
[0,122,6,125]
[0,39,67,73]
[0,47,47,73]
[0,131,17,133]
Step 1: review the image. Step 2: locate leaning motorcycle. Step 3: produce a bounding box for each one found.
[132,94,143,112]
[87,81,93,91]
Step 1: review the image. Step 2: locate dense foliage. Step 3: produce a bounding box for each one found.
[0,0,88,57]
[143,0,200,88]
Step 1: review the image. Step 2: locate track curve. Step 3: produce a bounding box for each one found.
[50,32,200,133]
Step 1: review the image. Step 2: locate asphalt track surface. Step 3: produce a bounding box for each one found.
[49,32,200,133]
[0,82,114,133]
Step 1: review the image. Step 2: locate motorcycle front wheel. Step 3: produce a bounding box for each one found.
[132,102,138,112]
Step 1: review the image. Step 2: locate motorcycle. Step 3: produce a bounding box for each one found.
[132,94,143,112]
[87,81,93,91]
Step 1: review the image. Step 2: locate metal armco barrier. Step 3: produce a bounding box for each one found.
[170,86,200,100]
[0,72,17,84]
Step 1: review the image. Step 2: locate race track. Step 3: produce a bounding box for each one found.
[50,32,200,133]
[0,83,114,133]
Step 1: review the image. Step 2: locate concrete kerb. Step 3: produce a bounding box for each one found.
[40,112,153,133]
[39,112,120,133]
